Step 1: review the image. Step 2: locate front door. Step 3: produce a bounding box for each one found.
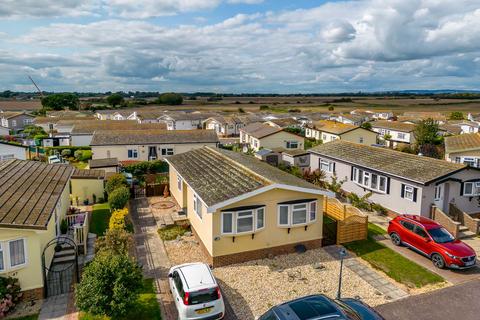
[148,146,157,161]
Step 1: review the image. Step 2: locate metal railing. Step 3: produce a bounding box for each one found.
[65,213,89,254]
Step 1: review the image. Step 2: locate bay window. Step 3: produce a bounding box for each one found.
[221,207,265,235]
[278,200,317,227]
[352,167,387,193]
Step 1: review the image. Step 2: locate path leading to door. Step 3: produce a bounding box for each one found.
[130,198,178,320]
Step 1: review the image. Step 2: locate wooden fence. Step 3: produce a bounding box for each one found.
[323,197,368,244]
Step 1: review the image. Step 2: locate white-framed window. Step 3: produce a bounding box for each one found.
[352,168,387,193]
[434,185,442,200]
[320,159,333,173]
[221,207,265,235]
[193,194,202,219]
[463,157,477,167]
[286,141,299,149]
[127,149,138,158]
[0,243,4,272]
[23,119,33,125]
[161,148,174,156]
[11,120,17,127]
[177,176,182,191]
[403,185,415,202]
[277,201,317,227]
[463,182,480,196]
[0,239,27,272]
[397,133,406,140]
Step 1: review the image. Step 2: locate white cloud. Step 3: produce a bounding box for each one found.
[3,0,480,92]
[0,0,96,18]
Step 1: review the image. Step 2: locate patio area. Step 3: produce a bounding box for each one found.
[148,196,188,227]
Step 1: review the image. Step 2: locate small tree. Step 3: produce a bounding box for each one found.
[95,228,132,255]
[449,111,464,120]
[347,192,372,211]
[75,252,142,318]
[361,122,372,130]
[108,187,130,210]
[157,93,183,105]
[105,174,128,194]
[41,93,79,111]
[303,169,327,188]
[106,93,124,108]
[328,106,334,111]
[327,173,346,193]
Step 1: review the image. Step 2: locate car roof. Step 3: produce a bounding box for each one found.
[399,214,440,230]
[274,295,345,320]
[175,263,216,291]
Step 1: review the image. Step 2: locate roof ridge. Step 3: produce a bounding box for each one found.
[205,146,273,185]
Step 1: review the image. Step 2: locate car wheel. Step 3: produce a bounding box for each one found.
[390,232,402,246]
[432,253,445,269]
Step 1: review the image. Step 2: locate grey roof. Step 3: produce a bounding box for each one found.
[71,120,166,135]
[167,147,324,207]
[0,160,73,229]
[445,133,480,154]
[89,157,119,168]
[72,168,105,179]
[91,129,219,146]
[309,140,467,185]
[371,120,415,132]
[241,122,284,139]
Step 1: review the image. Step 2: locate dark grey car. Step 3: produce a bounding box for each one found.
[258,295,384,320]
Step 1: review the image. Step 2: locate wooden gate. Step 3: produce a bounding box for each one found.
[323,198,368,244]
[322,216,337,246]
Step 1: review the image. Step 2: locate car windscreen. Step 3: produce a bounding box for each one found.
[289,298,340,319]
[188,288,219,305]
[428,227,455,243]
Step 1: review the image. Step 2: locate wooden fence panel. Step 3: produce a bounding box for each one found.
[324,197,368,244]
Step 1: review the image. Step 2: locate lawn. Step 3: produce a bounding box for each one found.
[89,203,111,236]
[344,224,444,288]
[71,161,88,169]
[79,279,161,320]
[9,315,39,320]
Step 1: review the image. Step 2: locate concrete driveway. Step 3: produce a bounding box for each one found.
[376,279,480,320]
[377,236,480,284]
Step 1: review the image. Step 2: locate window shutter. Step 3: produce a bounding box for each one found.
[400,184,405,198]
[413,188,418,202]
[386,177,391,194]
[351,166,354,180]
[332,162,336,173]
[460,182,464,196]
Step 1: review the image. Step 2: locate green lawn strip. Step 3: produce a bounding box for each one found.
[344,238,444,288]
[71,161,88,169]
[158,225,189,241]
[89,203,111,236]
[368,223,387,237]
[79,279,161,320]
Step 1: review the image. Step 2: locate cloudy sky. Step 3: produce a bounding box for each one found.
[1,0,480,93]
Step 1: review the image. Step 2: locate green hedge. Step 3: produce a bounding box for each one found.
[45,146,91,156]
[123,160,168,176]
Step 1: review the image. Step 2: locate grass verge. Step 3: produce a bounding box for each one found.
[89,203,111,236]
[344,224,444,288]
[9,315,39,320]
[79,279,161,320]
[158,225,189,241]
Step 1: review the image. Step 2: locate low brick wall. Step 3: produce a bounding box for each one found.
[21,287,44,301]
[430,206,460,238]
[191,226,322,267]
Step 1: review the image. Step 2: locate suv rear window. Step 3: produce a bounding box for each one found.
[188,288,220,305]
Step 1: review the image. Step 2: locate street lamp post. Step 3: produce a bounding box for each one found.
[336,248,347,300]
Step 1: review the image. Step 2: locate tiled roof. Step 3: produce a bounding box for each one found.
[91,129,219,146]
[309,140,466,184]
[266,118,299,128]
[71,168,105,179]
[89,157,119,168]
[166,147,324,207]
[241,122,283,138]
[309,120,358,135]
[0,112,32,119]
[71,120,166,134]
[371,120,415,132]
[445,133,480,154]
[0,160,73,229]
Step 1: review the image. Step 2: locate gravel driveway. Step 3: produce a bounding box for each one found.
[165,236,387,319]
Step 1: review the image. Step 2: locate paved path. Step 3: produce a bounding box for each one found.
[38,292,78,320]
[324,245,409,301]
[376,279,480,320]
[131,198,178,320]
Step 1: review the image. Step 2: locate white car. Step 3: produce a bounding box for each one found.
[48,155,62,164]
[168,263,225,320]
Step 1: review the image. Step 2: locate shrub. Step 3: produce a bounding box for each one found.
[61,149,72,157]
[78,150,92,161]
[156,92,183,105]
[108,187,130,210]
[347,192,373,211]
[123,160,168,177]
[259,105,270,110]
[95,228,133,255]
[372,203,388,215]
[328,106,334,111]
[105,174,128,194]
[0,276,22,317]
[158,225,189,241]
[75,252,143,318]
[74,150,83,160]
[109,208,129,230]
[60,219,69,234]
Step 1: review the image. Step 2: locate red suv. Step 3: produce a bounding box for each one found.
[388,215,476,269]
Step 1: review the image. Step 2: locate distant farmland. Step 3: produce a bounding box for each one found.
[0,99,42,111]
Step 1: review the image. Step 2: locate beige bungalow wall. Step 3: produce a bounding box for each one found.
[258,131,304,151]
[340,129,378,145]
[0,184,70,295]
[445,150,480,163]
[70,178,105,205]
[169,168,323,258]
[92,142,218,161]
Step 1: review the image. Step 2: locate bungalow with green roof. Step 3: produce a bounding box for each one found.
[308,140,480,218]
[166,146,333,266]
